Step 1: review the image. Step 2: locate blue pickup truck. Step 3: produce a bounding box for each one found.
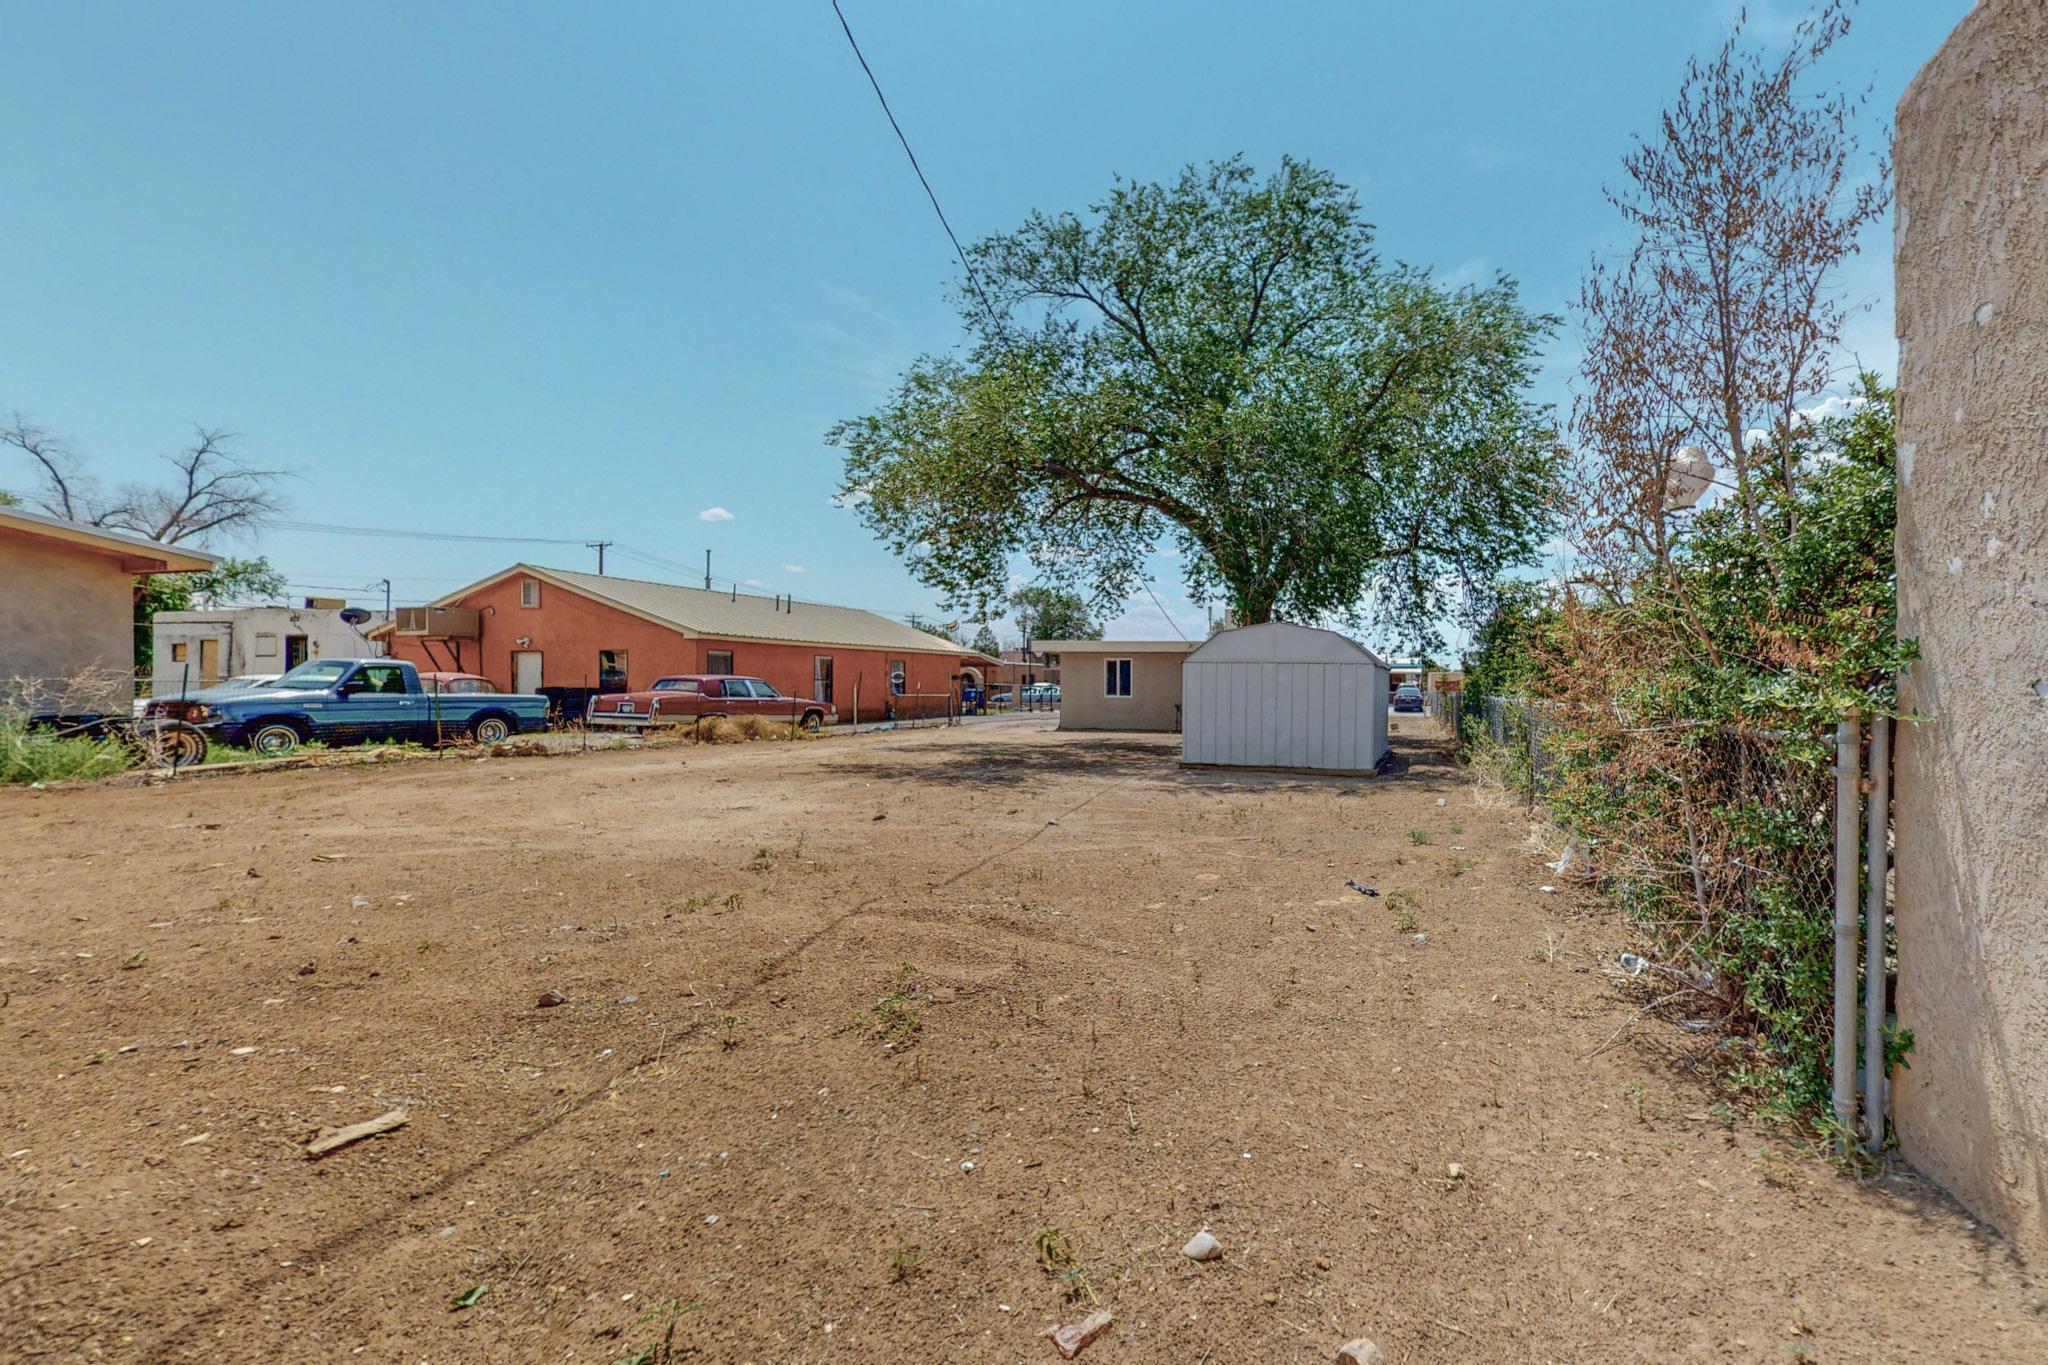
[141,658,550,757]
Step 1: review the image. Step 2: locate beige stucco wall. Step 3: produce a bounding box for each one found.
[0,530,138,710]
[1892,0,2048,1253]
[1056,649,1189,731]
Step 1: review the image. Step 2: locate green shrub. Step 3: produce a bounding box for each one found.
[0,716,133,784]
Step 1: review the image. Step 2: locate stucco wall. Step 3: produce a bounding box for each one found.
[1056,649,1189,731]
[0,529,137,710]
[1892,0,2048,1252]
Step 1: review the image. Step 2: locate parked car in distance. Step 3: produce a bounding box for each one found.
[133,673,278,716]
[588,675,836,731]
[1393,684,1424,713]
[419,671,497,695]
[141,658,550,755]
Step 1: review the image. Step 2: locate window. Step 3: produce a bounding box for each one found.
[651,678,700,693]
[1105,658,1133,698]
[355,664,407,694]
[598,650,629,690]
[706,650,734,675]
[890,659,907,695]
[170,642,188,663]
[749,679,781,698]
[253,632,279,658]
[813,655,833,703]
[520,579,541,607]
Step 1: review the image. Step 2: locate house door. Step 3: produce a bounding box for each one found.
[198,637,222,685]
[512,651,543,693]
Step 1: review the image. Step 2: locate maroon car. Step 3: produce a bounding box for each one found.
[588,675,837,731]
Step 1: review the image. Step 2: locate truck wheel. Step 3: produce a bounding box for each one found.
[800,710,824,732]
[133,720,208,768]
[469,715,512,745]
[249,722,304,757]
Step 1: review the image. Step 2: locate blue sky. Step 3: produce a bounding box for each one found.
[0,1,1964,653]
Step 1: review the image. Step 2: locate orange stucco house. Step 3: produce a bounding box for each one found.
[373,564,996,720]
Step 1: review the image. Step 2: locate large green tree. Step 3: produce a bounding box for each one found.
[831,157,1559,639]
[1008,584,1099,644]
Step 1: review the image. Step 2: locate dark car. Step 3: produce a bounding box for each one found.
[1393,684,1425,713]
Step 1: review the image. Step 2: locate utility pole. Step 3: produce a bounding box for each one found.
[703,549,712,590]
[585,540,613,575]
[381,578,392,620]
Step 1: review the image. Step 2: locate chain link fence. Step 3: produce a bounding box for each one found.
[1467,693,1897,1140]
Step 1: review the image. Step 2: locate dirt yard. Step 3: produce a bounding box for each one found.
[2,718,2041,1362]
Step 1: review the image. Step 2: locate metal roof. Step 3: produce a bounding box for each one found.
[0,505,220,571]
[451,565,993,658]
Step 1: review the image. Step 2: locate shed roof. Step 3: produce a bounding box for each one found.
[0,506,219,573]
[1184,621,1389,668]
[404,563,996,659]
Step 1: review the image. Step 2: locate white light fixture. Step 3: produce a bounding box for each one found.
[1663,445,1717,511]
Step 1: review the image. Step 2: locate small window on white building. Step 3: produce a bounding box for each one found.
[253,633,279,658]
[520,578,541,607]
[170,642,188,663]
[1104,658,1133,697]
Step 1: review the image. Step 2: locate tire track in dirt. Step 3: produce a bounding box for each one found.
[137,763,1140,1360]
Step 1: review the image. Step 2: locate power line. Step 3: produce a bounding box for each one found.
[259,517,592,546]
[1146,585,1190,641]
[830,0,997,324]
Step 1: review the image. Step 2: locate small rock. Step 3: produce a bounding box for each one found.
[1538,885,1557,894]
[1337,1340,1384,1365]
[1447,1162,1465,1180]
[960,1160,976,1173]
[536,990,567,1009]
[1315,1256,1331,1270]
[704,1213,719,1225]
[1181,1230,1222,1261]
[229,1047,258,1056]
[295,962,316,976]
[350,895,368,909]
[1261,1291,1279,1307]
[1041,1307,1112,1359]
[1411,933,1427,945]
[1435,798,1447,806]
[617,994,639,1005]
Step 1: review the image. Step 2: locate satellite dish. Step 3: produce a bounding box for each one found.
[339,607,372,626]
[1664,446,1716,511]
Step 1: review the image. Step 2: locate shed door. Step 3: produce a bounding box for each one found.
[512,650,543,692]
[198,637,222,685]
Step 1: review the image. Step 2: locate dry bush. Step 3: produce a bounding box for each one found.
[695,716,816,745]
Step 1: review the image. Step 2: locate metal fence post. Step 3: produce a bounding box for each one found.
[1831,712,1862,1141]
[1864,714,1892,1147]
[1527,702,1538,810]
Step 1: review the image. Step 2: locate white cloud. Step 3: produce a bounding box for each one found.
[742,578,765,588]
[697,506,735,523]
[782,563,808,574]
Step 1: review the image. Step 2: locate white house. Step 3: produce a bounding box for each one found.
[149,606,378,697]
[1181,621,1391,773]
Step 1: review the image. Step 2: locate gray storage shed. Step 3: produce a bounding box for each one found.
[1180,622,1390,773]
